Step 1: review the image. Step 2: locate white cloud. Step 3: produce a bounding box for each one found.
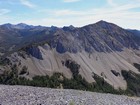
[63,0,80,3]
[0,9,10,15]
[39,3,140,17]
[136,0,140,2]
[51,9,79,16]
[107,0,117,7]
[40,9,84,17]
[5,0,138,29]
[20,0,36,8]
[22,2,140,29]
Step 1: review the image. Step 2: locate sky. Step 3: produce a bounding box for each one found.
[0,0,140,29]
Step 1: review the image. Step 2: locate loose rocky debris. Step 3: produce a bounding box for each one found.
[0,85,140,105]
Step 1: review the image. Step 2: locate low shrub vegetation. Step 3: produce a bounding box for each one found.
[0,62,124,95]
[1,61,140,96]
[121,70,140,96]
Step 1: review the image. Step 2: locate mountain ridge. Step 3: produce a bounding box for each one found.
[0,20,136,30]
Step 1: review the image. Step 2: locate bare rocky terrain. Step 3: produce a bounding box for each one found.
[0,85,140,105]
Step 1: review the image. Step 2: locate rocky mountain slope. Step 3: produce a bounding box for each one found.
[0,20,140,91]
[128,29,140,38]
[0,85,140,105]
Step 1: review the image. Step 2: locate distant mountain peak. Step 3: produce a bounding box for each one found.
[1,23,13,30]
[3,23,12,26]
[82,20,113,29]
[14,23,34,29]
[91,20,121,30]
[95,20,113,25]
[96,20,108,23]
[16,23,28,26]
[63,25,75,31]
[1,23,32,30]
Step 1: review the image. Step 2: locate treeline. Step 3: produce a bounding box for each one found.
[0,61,140,96]
[133,63,140,71]
[121,70,140,96]
[0,60,122,95]
[0,69,122,95]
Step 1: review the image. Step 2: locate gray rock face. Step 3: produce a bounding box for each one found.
[0,85,140,105]
[0,21,140,55]
[128,29,140,37]
[38,21,140,53]
[55,21,140,53]
[27,46,43,60]
[0,23,50,54]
